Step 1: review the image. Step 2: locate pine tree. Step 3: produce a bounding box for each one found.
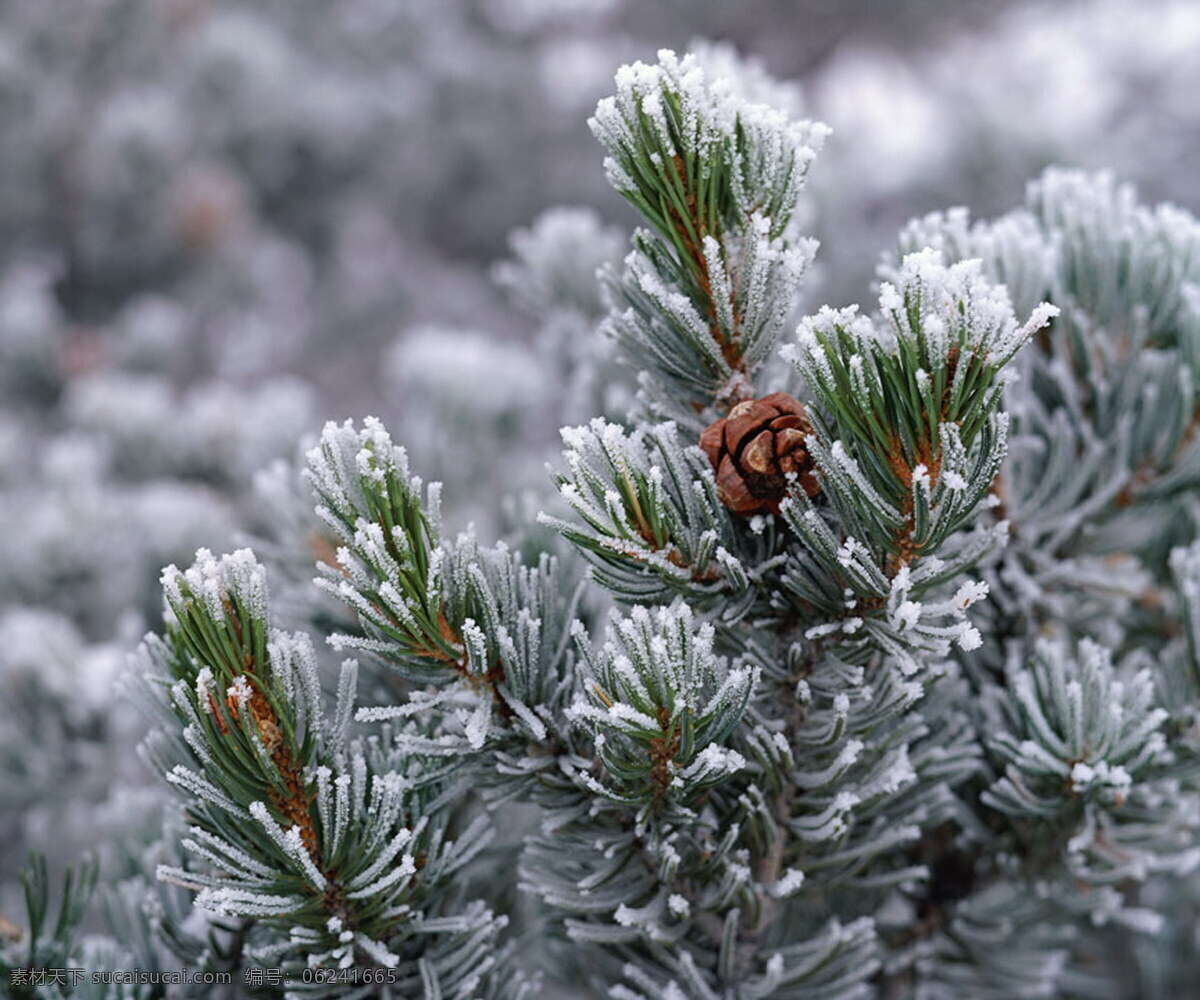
[5,44,1200,1000]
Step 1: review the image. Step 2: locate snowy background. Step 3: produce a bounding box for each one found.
[2,0,1198,955]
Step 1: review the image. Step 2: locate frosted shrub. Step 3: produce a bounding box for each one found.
[5,41,1200,1000]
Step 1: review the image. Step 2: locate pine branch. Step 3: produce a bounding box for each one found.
[567,603,756,822]
[306,418,581,757]
[305,418,462,677]
[591,49,824,414]
[0,854,98,1000]
[139,547,513,994]
[783,250,1056,574]
[540,418,752,611]
[893,169,1200,614]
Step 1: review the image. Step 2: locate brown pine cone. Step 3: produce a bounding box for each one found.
[699,392,820,516]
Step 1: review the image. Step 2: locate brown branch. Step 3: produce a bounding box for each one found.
[222,679,320,860]
[1115,406,1200,508]
[434,611,514,723]
[883,348,958,575]
[648,706,681,801]
[666,154,746,377]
